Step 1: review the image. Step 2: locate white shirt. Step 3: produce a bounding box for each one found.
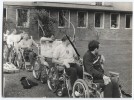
[19,39,37,49]
[6,34,22,47]
[41,42,53,58]
[52,40,62,51]
[40,37,62,58]
[53,43,77,63]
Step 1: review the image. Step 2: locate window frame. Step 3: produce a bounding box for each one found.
[16,8,30,28]
[58,10,70,28]
[77,11,88,28]
[3,8,7,20]
[95,2,104,6]
[94,12,104,29]
[125,14,132,29]
[110,13,120,29]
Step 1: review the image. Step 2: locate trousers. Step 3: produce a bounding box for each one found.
[94,77,121,98]
[65,63,83,87]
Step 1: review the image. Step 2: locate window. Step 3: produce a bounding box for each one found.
[125,14,132,29]
[96,2,102,6]
[95,12,104,28]
[58,10,69,28]
[3,8,6,18]
[77,11,87,28]
[110,13,120,29]
[16,9,30,28]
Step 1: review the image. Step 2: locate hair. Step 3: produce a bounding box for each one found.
[88,40,100,51]
[10,28,16,34]
[61,35,69,42]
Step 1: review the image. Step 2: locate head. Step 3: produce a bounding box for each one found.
[61,35,70,46]
[51,34,55,41]
[23,33,29,40]
[6,30,10,35]
[11,28,17,35]
[88,40,100,55]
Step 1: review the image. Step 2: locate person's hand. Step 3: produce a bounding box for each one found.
[27,46,31,50]
[63,60,70,68]
[100,55,105,64]
[103,75,111,85]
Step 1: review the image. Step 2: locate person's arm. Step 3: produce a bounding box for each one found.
[52,58,63,65]
[52,46,63,65]
[32,39,38,47]
[19,40,28,49]
[83,52,104,79]
[40,37,52,43]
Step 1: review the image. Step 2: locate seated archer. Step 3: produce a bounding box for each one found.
[83,40,121,98]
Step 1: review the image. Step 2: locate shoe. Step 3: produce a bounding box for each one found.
[74,91,80,97]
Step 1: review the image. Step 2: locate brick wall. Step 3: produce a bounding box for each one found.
[5,6,132,41]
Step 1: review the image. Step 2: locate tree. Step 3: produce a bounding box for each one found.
[30,9,57,37]
[3,18,16,34]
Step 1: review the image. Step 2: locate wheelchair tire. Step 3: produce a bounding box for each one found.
[3,44,8,61]
[16,51,24,69]
[73,79,102,98]
[33,60,41,80]
[8,49,14,63]
[40,66,48,84]
[72,79,89,98]
[47,67,59,92]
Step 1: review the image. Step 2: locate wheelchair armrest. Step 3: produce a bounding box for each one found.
[83,72,93,80]
[55,64,65,71]
[109,71,119,77]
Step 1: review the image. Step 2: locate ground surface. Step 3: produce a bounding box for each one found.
[3,70,57,97]
[3,39,132,98]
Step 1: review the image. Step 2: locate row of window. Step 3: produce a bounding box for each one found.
[3,8,132,29]
[59,11,132,29]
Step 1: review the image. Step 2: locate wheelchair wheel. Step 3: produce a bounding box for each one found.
[8,49,14,63]
[16,51,24,69]
[72,79,89,98]
[40,66,48,84]
[47,67,59,92]
[33,60,41,80]
[3,44,8,61]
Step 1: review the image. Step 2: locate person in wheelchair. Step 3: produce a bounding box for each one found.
[6,28,23,62]
[83,40,121,98]
[18,33,38,68]
[52,35,83,95]
[40,36,54,68]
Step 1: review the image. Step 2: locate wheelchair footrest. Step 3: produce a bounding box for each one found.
[25,62,31,65]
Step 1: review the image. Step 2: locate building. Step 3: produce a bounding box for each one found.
[3,2,132,41]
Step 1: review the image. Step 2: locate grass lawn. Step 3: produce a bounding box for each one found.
[3,39,132,97]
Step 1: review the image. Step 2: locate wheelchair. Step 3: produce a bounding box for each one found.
[33,55,50,84]
[72,66,123,98]
[32,43,51,84]
[16,48,37,71]
[47,64,72,97]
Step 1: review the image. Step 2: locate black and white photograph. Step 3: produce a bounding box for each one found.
[2,1,132,98]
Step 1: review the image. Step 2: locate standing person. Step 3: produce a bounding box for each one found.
[3,29,10,62]
[6,28,22,62]
[83,40,121,98]
[52,35,83,94]
[18,33,38,68]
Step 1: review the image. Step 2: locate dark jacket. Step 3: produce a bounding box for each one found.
[83,50,104,80]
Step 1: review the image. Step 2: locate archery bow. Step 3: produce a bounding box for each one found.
[65,33,80,59]
[38,19,45,37]
[62,10,76,42]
